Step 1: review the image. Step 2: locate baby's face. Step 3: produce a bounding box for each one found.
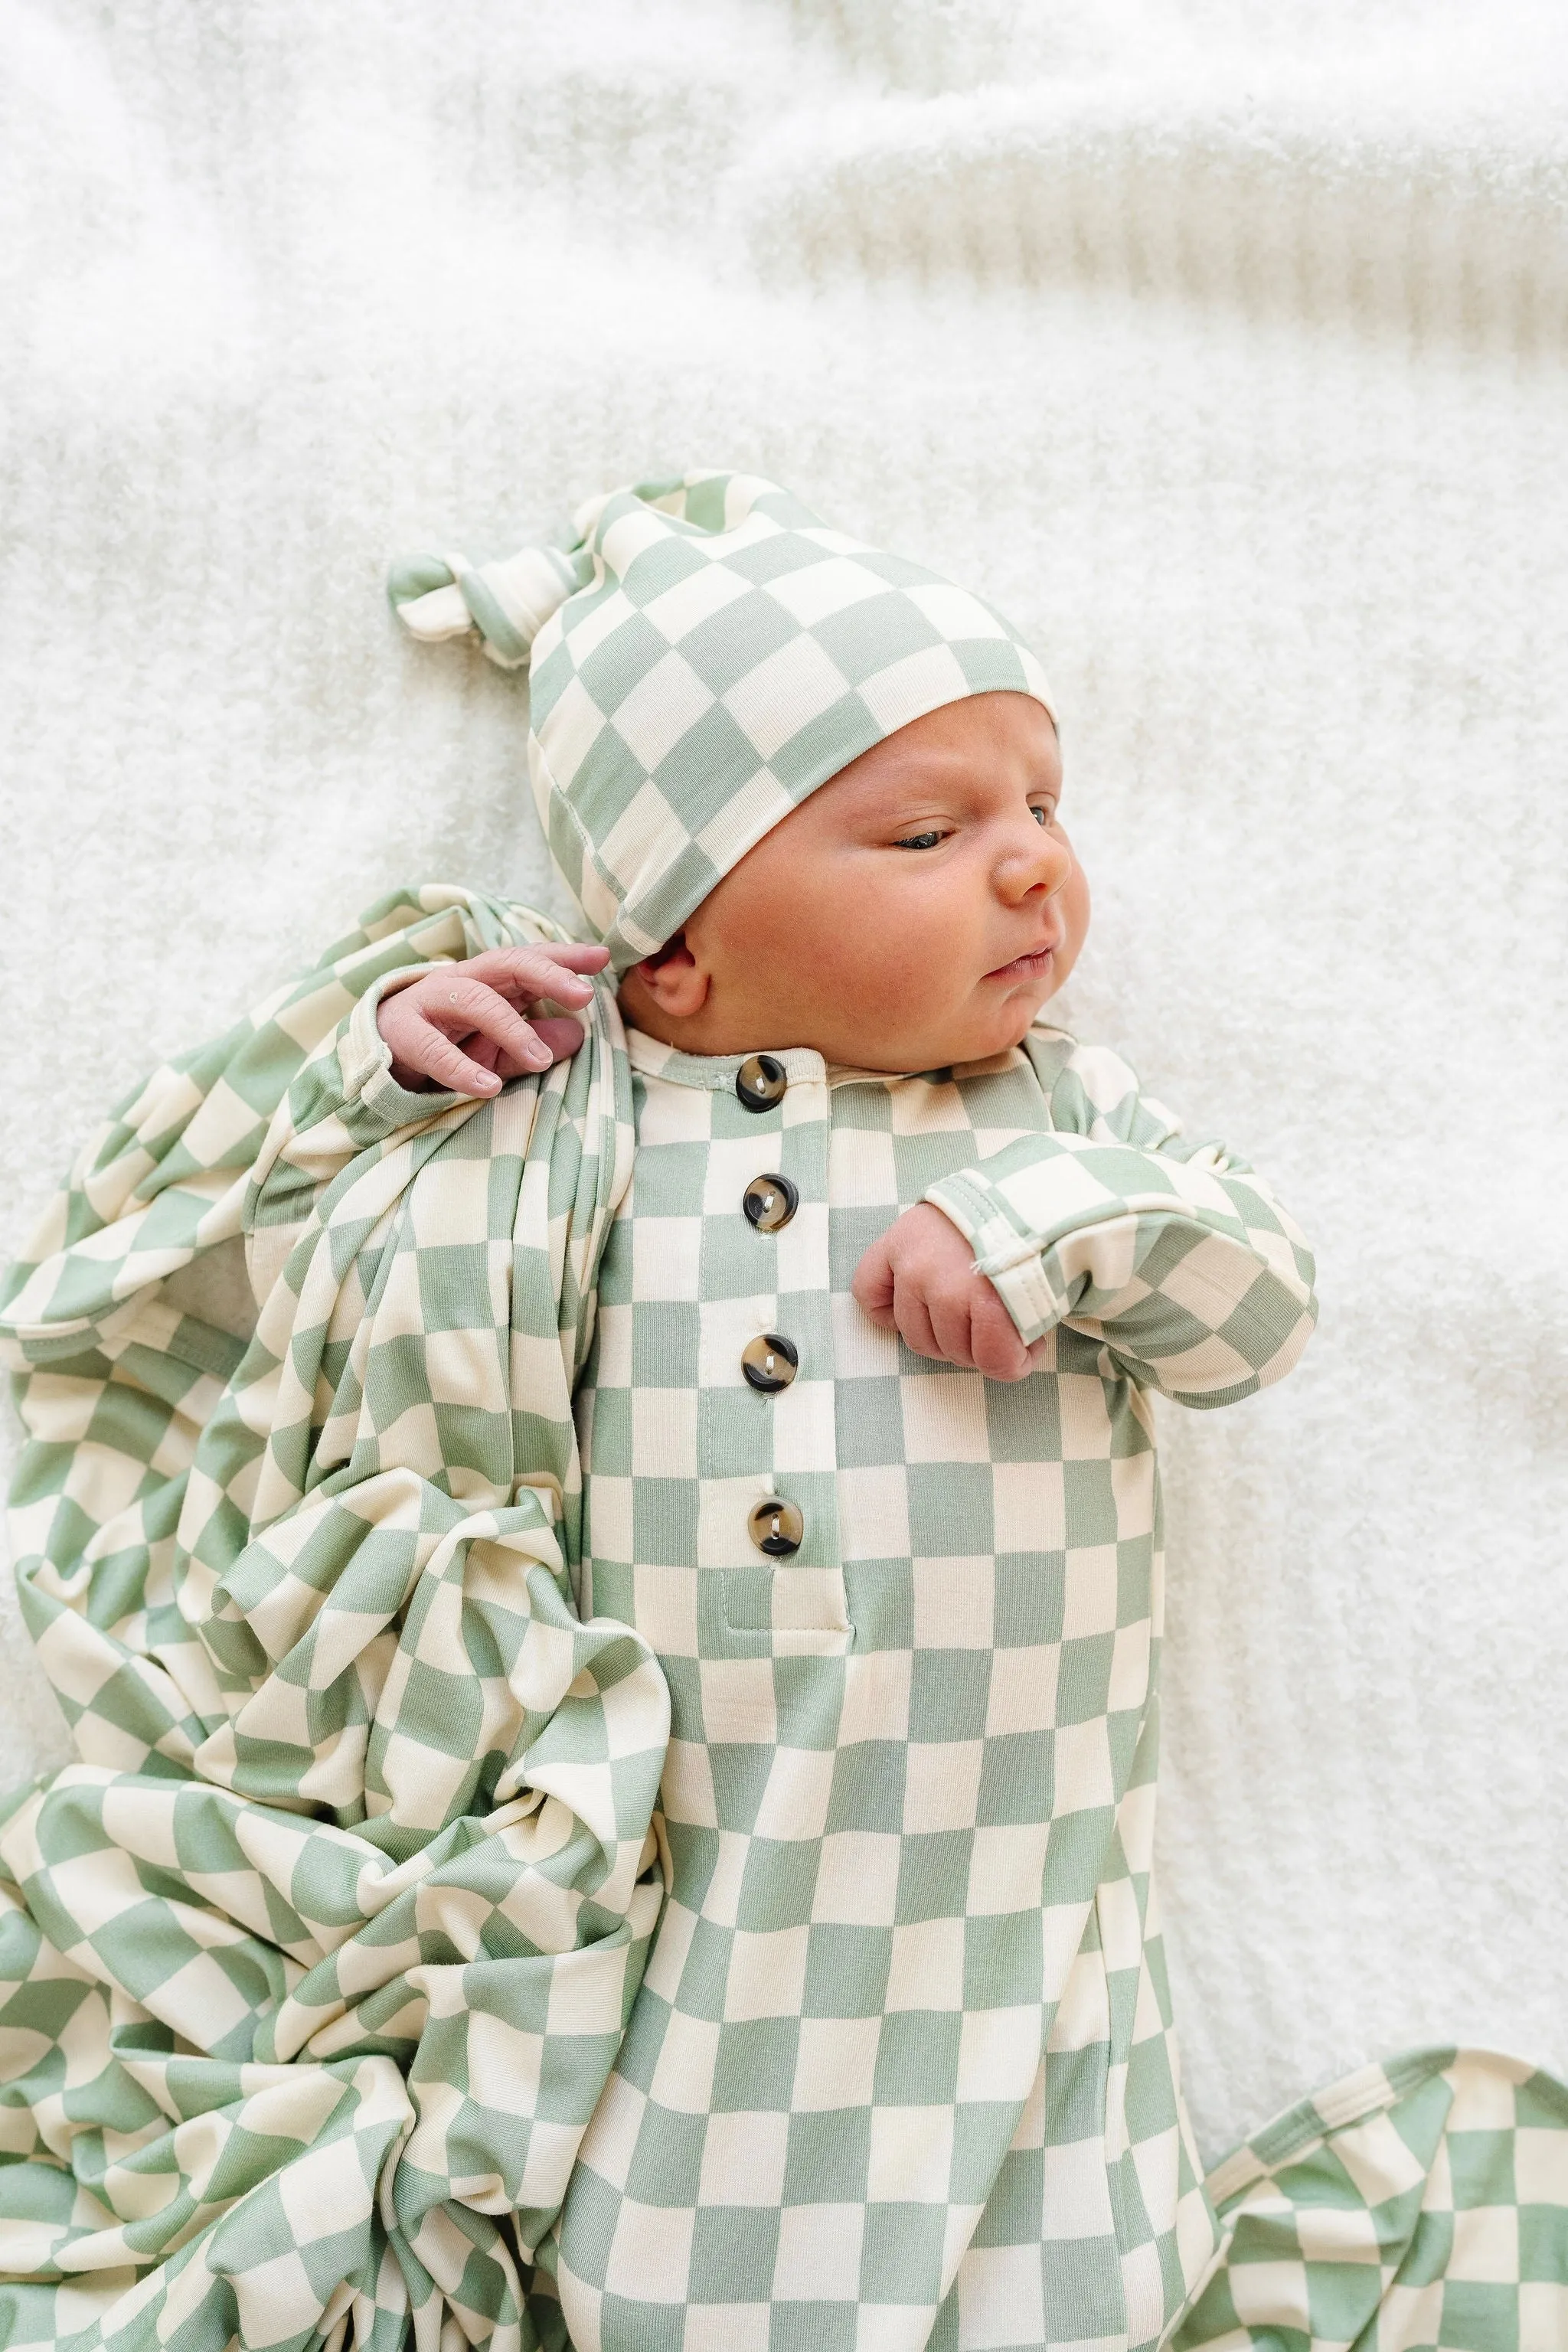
[619,691,1089,1073]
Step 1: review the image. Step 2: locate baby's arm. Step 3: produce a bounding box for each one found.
[2,898,602,1414]
[854,1042,1317,1403]
[0,892,616,1753]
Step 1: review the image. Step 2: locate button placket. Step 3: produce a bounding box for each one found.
[734,1060,805,1559]
[768,1070,844,1624]
[715,1054,844,1631]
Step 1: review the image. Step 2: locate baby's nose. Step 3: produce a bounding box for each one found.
[1002,818,1073,898]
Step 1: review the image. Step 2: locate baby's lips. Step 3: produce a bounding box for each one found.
[986,929,1063,977]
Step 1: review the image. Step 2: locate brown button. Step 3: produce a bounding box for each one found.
[748,1496,804,1558]
[742,1172,798,1233]
[736,1054,787,1112]
[742,1333,799,1393]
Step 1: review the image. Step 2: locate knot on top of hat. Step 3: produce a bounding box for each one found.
[387,541,590,670]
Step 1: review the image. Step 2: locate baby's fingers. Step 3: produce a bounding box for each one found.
[463,943,608,1007]
[850,1236,897,1329]
[968,1282,1033,1381]
[400,1021,510,1096]
[524,1014,586,1067]
[891,1282,945,1363]
[926,1285,981,1370]
[433,978,555,1083]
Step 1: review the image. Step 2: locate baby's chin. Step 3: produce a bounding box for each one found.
[946,982,1057,1063]
[851,991,1052,1076]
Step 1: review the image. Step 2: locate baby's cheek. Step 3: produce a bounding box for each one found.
[1058,858,1092,967]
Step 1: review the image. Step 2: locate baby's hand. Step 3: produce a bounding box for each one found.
[851,1204,1044,1383]
[377,943,610,1096]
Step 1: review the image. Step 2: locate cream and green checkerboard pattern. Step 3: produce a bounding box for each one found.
[548,1024,1312,2352]
[390,470,1056,973]
[1176,2047,1568,2352]
[0,885,665,2352]
[2,887,1566,2351]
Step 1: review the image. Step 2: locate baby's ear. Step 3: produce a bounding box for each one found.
[633,934,709,1017]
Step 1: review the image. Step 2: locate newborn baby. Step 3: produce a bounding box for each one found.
[3,472,1377,2352]
[372,496,1315,2350]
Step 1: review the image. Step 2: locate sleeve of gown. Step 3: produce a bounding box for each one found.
[923,1034,1318,1407]
[0,884,528,1679]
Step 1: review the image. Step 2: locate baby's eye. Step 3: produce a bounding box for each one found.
[1031,804,1057,828]
[893,829,948,851]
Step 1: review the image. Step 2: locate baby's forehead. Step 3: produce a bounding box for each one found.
[822,691,1062,799]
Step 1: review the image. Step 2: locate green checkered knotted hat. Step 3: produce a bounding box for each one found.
[390,469,1055,972]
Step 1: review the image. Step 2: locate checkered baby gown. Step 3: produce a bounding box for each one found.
[544,1021,1314,2352]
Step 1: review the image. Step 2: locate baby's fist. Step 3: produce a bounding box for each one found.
[851,1204,1043,1383]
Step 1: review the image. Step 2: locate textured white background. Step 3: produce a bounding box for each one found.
[2,0,1565,2163]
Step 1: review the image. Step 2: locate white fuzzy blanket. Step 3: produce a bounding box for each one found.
[2,0,1565,2164]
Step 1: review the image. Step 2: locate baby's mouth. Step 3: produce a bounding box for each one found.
[986,939,1059,984]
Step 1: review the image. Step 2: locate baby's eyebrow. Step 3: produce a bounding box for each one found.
[841,786,950,827]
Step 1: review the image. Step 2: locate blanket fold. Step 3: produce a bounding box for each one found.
[0,887,664,2352]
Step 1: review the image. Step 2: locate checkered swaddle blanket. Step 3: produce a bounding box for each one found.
[0,887,665,2350]
[2,887,1566,2351]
